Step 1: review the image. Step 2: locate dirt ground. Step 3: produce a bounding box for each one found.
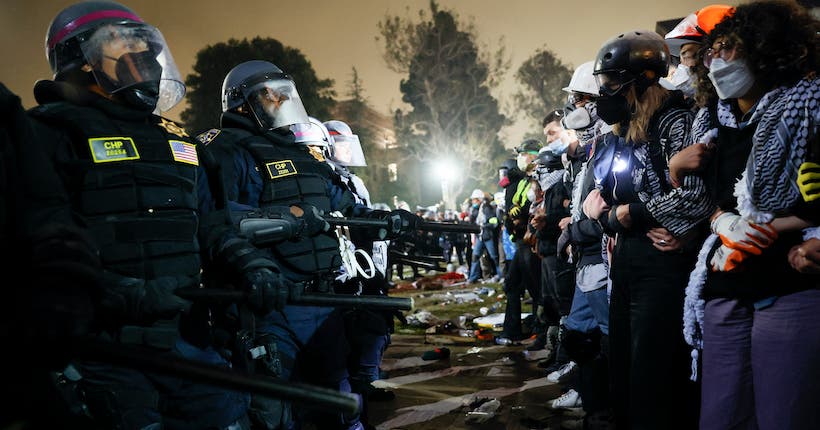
[364,277,583,430]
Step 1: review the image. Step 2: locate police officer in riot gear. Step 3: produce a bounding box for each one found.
[28,2,282,428]
[198,60,418,430]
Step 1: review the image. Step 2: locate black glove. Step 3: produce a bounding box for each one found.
[100,273,193,324]
[290,203,330,237]
[385,209,420,239]
[244,268,293,313]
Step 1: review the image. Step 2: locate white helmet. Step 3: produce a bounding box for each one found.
[292,117,331,148]
[470,189,484,199]
[562,61,599,96]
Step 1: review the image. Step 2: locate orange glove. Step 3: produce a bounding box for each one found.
[710,212,777,255]
[710,244,751,272]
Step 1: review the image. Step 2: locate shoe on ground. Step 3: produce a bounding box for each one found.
[494,337,522,346]
[368,385,395,402]
[421,347,451,360]
[550,388,582,409]
[547,361,578,384]
[526,335,547,351]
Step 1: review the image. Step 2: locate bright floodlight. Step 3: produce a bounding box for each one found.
[433,159,458,182]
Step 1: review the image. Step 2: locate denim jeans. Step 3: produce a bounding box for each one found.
[564,264,609,336]
[468,238,499,282]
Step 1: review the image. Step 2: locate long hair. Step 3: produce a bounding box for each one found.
[621,83,671,143]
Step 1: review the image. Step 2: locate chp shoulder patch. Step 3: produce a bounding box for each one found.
[196,129,221,145]
[265,160,298,179]
[158,118,190,138]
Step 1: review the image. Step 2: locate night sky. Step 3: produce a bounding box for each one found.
[1,0,733,144]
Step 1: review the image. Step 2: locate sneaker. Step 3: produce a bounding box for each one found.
[547,361,578,384]
[368,385,396,402]
[550,388,582,409]
[526,335,547,351]
[494,337,521,346]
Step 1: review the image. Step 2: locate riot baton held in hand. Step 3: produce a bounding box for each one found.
[175,288,414,311]
[70,338,360,415]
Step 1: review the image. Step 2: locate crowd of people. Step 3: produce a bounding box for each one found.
[1,1,818,430]
[391,2,820,429]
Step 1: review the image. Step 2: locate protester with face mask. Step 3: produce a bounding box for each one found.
[669,2,820,429]
[467,189,501,285]
[585,29,712,429]
[497,150,542,345]
[532,122,579,378]
[548,60,613,423]
[663,4,735,101]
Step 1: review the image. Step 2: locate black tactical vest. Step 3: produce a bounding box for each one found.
[30,102,202,280]
[214,128,342,278]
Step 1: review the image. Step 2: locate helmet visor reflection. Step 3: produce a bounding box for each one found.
[245,79,309,130]
[80,23,185,112]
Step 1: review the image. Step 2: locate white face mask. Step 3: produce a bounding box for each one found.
[545,132,570,155]
[669,64,695,98]
[526,187,537,202]
[708,58,755,100]
[516,154,530,170]
[562,107,593,130]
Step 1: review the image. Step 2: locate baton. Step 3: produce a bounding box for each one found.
[325,217,479,233]
[175,288,413,311]
[70,338,359,415]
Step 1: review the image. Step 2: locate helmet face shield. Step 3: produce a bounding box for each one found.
[80,23,184,112]
[330,134,367,167]
[245,79,309,130]
[292,119,330,148]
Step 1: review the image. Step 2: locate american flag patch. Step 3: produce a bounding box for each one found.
[169,140,199,165]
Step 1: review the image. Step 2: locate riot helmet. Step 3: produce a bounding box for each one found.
[664,5,735,57]
[324,119,367,167]
[292,117,332,161]
[222,60,309,131]
[514,138,541,171]
[45,1,185,112]
[536,149,564,172]
[292,117,332,148]
[593,30,670,96]
[498,158,517,187]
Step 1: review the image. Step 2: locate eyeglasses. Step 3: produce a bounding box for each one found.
[703,41,737,68]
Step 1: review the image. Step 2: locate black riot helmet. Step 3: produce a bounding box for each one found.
[222,60,310,131]
[499,158,517,171]
[47,1,140,76]
[593,30,670,96]
[45,1,185,112]
[498,157,518,187]
[536,150,564,172]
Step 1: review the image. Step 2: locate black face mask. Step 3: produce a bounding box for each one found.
[595,94,630,125]
[98,51,163,112]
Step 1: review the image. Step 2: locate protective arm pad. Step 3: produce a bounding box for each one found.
[219,237,278,272]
